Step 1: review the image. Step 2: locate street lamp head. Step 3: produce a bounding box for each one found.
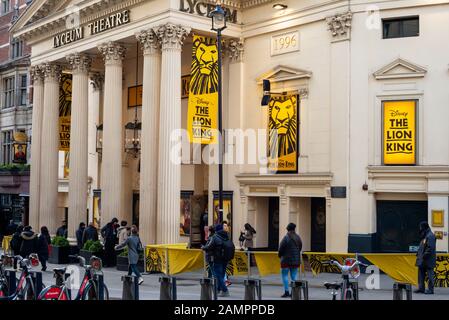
[210,5,227,32]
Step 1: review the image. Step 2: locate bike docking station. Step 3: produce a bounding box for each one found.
[159,275,177,300]
[393,282,412,300]
[30,271,43,296]
[121,275,140,300]
[93,273,105,300]
[243,251,262,301]
[4,269,16,296]
[291,253,308,300]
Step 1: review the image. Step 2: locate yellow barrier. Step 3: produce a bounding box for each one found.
[303,252,356,276]
[1,235,12,254]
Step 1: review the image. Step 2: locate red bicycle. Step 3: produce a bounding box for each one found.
[38,255,109,300]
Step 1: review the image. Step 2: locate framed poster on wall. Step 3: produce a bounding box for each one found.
[213,191,233,237]
[180,191,194,236]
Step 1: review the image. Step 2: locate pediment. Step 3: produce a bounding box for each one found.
[257,65,312,84]
[373,58,427,80]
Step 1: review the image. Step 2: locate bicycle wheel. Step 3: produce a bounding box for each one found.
[21,280,35,300]
[0,281,9,297]
[82,282,109,300]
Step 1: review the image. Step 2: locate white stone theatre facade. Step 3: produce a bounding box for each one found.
[12,0,449,253]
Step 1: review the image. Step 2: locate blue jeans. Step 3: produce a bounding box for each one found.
[281,268,298,292]
[213,263,228,293]
[128,264,141,278]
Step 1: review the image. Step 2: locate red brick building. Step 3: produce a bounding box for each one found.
[0,0,33,236]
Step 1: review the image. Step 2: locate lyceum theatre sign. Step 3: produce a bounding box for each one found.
[179,0,238,23]
[53,10,130,48]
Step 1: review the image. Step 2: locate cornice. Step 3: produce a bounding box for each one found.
[236,173,333,186]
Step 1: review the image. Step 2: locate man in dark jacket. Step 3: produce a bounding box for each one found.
[415,221,436,294]
[19,226,39,258]
[56,220,68,238]
[37,227,50,271]
[10,225,24,256]
[101,218,119,267]
[278,223,303,298]
[6,220,18,235]
[76,222,86,250]
[82,222,99,246]
[202,224,230,297]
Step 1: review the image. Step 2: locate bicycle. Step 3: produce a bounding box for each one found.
[0,254,14,297]
[37,255,109,300]
[323,254,368,300]
[0,254,41,300]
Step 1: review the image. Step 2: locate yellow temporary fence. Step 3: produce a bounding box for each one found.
[144,246,449,288]
[1,235,12,254]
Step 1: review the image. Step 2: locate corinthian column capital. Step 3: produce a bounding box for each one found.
[66,53,92,74]
[227,38,244,63]
[156,23,190,51]
[30,65,44,83]
[98,42,127,65]
[136,29,160,55]
[42,63,62,82]
[90,72,104,91]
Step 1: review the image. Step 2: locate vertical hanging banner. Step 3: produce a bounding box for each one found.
[267,95,299,173]
[59,74,72,151]
[383,100,416,165]
[187,35,218,144]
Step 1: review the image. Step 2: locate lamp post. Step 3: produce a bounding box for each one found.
[210,5,227,222]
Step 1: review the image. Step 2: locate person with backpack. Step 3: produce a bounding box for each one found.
[115,225,144,285]
[19,226,39,258]
[201,223,235,297]
[278,223,303,298]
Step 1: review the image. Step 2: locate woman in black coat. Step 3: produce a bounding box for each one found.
[37,226,50,271]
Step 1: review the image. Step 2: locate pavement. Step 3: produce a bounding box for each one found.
[31,261,449,300]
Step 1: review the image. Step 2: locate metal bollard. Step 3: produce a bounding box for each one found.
[122,275,139,300]
[350,281,359,300]
[159,276,177,300]
[393,283,412,300]
[93,274,105,300]
[5,270,16,296]
[244,279,262,300]
[30,271,43,298]
[291,280,309,300]
[200,277,217,300]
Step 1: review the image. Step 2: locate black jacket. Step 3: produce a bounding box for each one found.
[37,234,49,260]
[416,229,437,269]
[10,231,23,254]
[56,226,68,238]
[76,227,85,248]
[19,231,39,258]
[202,230,229,264]
[101,223,117,243]
[82,226,99,245]
[278,231,303,268]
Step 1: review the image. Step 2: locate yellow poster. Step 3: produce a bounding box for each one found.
[383,100,416,165]
[268,95,298,173]
[59,74,72,151]
[187,35,218,145]
[213,198,232,235]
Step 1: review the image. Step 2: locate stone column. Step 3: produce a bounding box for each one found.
[156,24,190,244]
[98,42,126,227]
[40,63,62,234]
[66,53,92,238]
[29,65,45,231]
[136,29,161,245]
[87,73,103,224]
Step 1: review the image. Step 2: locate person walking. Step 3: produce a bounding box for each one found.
[201,224,234,297]
[82,222,99,246]
[115,225,144,285]
[37,226,50,271]
[76,222,86,250]
[204,225,215,278]
[101,218,119,267]
[242,223,256,250]
[19,226,39,258]
[415,221,436,294]
[10,225,24,256]
[56,220,68,238]
[117,221,130,245]
[278,223,303,298]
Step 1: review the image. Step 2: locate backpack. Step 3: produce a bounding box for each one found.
[220,238,235,262]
